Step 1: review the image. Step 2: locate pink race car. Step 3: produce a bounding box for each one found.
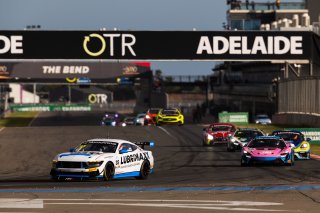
[241,136,294,166]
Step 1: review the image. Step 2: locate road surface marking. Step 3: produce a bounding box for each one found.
[0,198,290,212]
[158,126,178,140]
[28,112,40,127]
[0,199,43,208]
[0,127,4,133]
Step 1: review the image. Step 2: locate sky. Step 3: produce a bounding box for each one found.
[0,0,303,75]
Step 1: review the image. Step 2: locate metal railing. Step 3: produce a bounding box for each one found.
[229,1,305,11]
[162,75,208,83]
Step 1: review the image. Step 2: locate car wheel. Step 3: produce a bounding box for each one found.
[290,153,295,166]
[103,162,114,181]
[52,176,65,181]
[227,145,231,151]
[136,160,150,180]
[286,153,295,166]
[240,157,248,167]
[202,139,208,146]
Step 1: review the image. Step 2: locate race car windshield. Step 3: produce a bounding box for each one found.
[248,139,285,148]
[149,109,160,114]
[235,131,263,138]
[275,133,301,142]
[76,143,118,153]
[211,125,232,131]
[162,110,179,116]
[257,115,269,119]
[103,117,115,122]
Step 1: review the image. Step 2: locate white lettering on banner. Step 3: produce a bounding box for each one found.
[43,66,90,74]
[196,36,303,55]
[0,35,23,54]
[88,94,108,104]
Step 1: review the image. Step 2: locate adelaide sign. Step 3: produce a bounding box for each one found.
[0,31,313,60]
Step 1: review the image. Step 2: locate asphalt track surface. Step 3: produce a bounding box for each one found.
[0,111,320,212]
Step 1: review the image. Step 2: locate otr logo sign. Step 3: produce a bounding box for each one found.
[0,35,23,54]
[83,33,136,57]
[88,94,108,104]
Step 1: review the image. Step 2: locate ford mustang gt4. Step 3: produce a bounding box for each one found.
[50,139,155,181]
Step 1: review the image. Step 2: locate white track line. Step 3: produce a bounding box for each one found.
[28,112,40,127]
[0,199,43,208]
[157,126,178,140]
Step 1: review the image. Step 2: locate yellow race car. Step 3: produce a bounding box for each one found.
[156,108,184,126]
[271,130,311,160]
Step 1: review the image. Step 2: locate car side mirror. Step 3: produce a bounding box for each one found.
[69,148,75,152]
[306,138,311,142]
[119,149,128,154]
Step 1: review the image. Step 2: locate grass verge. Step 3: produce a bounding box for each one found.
[311,144,320,156]
[0,111,38,127]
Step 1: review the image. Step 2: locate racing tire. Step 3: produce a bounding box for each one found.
[307,152,311,160]
[136,160,150,180]
[202,140,208,146]
[286,153,295,166]
[240,157,248,167]
[103,162,114,181]
[227,143,234,152]
[51,175,66,182]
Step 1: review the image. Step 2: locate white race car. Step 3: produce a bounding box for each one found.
[50,138,155,181]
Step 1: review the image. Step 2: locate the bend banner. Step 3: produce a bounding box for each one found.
[0,30,313,60]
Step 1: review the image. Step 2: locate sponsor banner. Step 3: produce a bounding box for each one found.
[0,62,150,80]
[0,30,313,60]
[285,128,320,144]
[11,104,92,112]
[219,112,249,124]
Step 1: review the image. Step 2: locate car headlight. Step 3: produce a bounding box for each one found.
[121,123,126,127]
[301,143,308,148]
[207,134,214,140]
[243,150,251,156]
[255,121,259,124]
[231,138,236,142]
[111,121,116,126]
[52,160,58,168]
[87,161,103,168]
[146,115,151,119]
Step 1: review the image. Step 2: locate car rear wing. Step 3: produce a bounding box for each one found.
[135,141,155,149]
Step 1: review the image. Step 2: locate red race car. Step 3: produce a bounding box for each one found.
[202,123,236,146]
[144,108,162,125]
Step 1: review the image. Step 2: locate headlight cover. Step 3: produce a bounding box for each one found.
[207,134,214,140]
[300,143,308,148]
[87,161,104,168]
